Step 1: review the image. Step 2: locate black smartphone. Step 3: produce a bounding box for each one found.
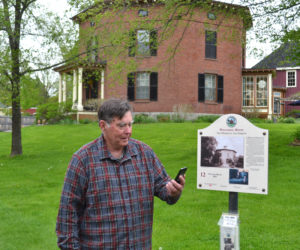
[174,167,187,184]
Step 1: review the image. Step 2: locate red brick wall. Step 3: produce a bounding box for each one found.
[80,5,246,115]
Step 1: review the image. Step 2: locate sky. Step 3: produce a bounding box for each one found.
[38,0,273,68]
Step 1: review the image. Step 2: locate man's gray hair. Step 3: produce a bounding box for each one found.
[98,98,133,123]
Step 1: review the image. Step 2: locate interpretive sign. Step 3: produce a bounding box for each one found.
[197,114,268,194]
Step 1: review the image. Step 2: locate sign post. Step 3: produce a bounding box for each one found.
[197,114,268,249]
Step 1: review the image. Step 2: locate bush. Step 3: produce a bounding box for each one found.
[58,118,76,125]
[36,101,74,124]
[157,114,171,122]
[79,119,92,124]
[277,117,295,123]
[134,114,156,124]
[286,109,300,118]
[171,114,185,123]
[193,115,220,123]
[293,127,300,140]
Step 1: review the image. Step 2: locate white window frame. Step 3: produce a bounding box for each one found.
[286,70,296,88]
[136,72,150,100]
[137,30,150,56]
[204,74,216,101]
[256,76,268,107]
[273,92,281,114]
[242,76,254,106]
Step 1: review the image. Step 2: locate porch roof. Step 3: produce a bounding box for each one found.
[53,60,106,74]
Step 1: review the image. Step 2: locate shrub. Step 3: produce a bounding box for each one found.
[171,114,185,123]
[157,114,171,122]
[277,117,295,123]
[134,114,156,124]
[286,109,300,118]
[36,101,74,124]
[293,127,300,140]
[193,115,220,123]
[79,118,92,124]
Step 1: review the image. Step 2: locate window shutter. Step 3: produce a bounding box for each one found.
[128,31,136,57]
[150,72,158,101]
[198,74,205,102]
[150,30,157,56]
[127,72,135,101]
[217,75,224,103]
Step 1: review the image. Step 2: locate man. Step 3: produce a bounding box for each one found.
[56,98,185,249]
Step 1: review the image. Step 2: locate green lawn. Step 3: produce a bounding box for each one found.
[0,122,299,249]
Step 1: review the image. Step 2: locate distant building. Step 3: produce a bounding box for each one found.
[216,146,236,168]
[252,42,300,116]
[54,1,252,120]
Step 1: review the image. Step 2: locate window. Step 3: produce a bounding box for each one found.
[205,30,217,59]
[287,70,296,87]
[273,92,281,114]
[242,76,254,106]
[205,74,216,101]
[137,30,150,56]
[87,36,98,62]
[256,76,267,107]
[127,72,158,101]
[136,72,150,99]
[242,76,268,107]
[128,30,157,57]
[198,74,223,103]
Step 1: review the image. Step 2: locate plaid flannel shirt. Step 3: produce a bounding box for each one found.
[56,135,178,249]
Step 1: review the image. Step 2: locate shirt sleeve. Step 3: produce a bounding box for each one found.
[56,154,88,249]
[151,151,180,205]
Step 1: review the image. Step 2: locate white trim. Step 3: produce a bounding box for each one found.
[277,67,300,70]
[72,70,78,110]
[286,70,297,88]
[62,73,67,102]
[77,68,83,111]
[58,73,62,103]
[268,74,272,119]
[101,69,105,100]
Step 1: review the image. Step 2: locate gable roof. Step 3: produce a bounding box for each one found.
[252,42,300,69]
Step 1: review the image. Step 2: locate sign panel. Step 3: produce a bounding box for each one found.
[197,114,268,194]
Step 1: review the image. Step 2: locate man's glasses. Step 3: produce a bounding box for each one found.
[106,120,134,130]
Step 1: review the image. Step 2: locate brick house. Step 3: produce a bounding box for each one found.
[54,1,252,120]
[252,42,300,116]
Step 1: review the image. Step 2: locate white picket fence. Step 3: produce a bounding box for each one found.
[0,116,35,131]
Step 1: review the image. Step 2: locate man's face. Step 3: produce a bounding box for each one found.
[100,111,133,150]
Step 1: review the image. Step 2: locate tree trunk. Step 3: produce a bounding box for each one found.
[10,81,22,156]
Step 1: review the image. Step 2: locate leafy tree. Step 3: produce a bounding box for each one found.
[239,0,299,64]
[0,0,76,156]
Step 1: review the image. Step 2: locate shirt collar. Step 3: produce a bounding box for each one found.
[97,134,138,161]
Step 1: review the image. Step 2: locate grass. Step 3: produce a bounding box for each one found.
[0,122,299,249]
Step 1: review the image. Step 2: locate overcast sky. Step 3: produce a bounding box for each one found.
[38,0,272,68]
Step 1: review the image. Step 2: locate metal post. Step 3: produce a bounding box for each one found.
[229,192,238,214]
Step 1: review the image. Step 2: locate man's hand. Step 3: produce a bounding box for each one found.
[166,175,185,197]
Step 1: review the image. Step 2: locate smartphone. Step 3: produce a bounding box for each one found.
[174,167,187,184]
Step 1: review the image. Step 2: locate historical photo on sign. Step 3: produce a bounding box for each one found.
[201,136,244,168]
[229,169,249,185]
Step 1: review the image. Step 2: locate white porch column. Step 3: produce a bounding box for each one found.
[268,73,273,119]
[58,73,62,103]
[62,73,67,102]
[72,69,78,110]
[77,67,83,111]
[101,69,105,100]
